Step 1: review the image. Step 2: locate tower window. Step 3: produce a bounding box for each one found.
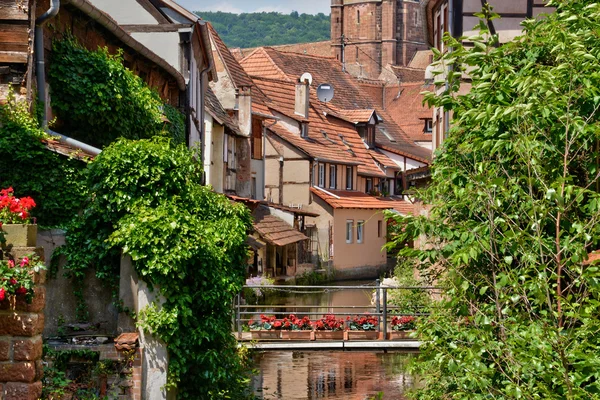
[357,10,360,24]
[356,47,359,61]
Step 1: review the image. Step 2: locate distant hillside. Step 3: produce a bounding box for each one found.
[195,11,331,49]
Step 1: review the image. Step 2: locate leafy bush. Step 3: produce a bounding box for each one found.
[0,96,86,228]
[48,36,184,148]
[56,138,254,398]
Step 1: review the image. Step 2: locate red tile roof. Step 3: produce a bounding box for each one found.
[235,41,333,61]
[388,66,426,83]
[207,23,254,89]
[310,187,414,214]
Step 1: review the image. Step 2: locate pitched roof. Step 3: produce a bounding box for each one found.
[408,50,434,69]
[235,41,333,61]
[241,47,431,163]
[310,187,414,214]
[252,76,389,177]
[207,23,254,89]
[388,66,426,83]
[42,138,96,161]
[205,87,242,136]
[253,206,309,247]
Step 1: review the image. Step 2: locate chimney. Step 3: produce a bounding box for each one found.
[295,74,312,119]
[237,87,252,136]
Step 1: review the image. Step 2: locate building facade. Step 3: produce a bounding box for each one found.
[423,0,552,153]
[331,0,428,79]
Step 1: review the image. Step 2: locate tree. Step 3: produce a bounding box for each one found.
[387,1,600,398]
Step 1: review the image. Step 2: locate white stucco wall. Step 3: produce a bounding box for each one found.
[130,32,181,71]
[89,0,160,24]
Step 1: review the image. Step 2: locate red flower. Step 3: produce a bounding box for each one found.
[273,320,282,328]
[16,287,27,295]
[7,260,14,268]
[20,257,29,267]
[9,279,17,286]
[0,288,5,302]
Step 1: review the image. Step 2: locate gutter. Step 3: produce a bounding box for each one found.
[48,129,102,156]
[64,0,186,91]
[35,0,60,128]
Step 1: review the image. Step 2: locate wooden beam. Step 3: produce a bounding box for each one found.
[121,24,189,33]
[0,1,28,21]
[0,51,28,63]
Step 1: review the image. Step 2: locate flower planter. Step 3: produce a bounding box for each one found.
[388,330,415,340]
[345,330,379,341]
[314,331,344,340]
[2,224,37,247]
[251,330,281,340]
[281,330,314,341]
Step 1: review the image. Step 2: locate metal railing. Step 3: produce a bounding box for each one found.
[234,280,440,340]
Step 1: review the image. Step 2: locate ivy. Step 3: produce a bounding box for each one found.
[48,36,185,148]
[56,138,254,398]
[0,93,87,228]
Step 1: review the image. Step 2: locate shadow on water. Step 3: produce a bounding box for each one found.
[252,351,417,400]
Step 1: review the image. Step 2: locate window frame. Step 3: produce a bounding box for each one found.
[346,220,354,244]
[346,166,353,190]
[357,220,364,244]
[377,220,383,238]
[318,163,325,188]
[425,119,433,133]
[329,165,337,189]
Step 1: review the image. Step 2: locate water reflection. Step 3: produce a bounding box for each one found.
[253,351,416,400]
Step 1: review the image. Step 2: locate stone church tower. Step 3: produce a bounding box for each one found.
[331,0,428,79]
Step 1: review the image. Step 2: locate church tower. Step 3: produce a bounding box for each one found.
[330,0,428,79]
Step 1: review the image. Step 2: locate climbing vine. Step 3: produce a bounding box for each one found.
[0,92,87,228]
[48,36,185,147]
[56,138,254,398]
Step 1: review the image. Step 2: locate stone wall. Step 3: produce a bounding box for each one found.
[0,235,45,400]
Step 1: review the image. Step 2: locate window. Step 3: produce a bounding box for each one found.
[366,178,373,193]
[377,220,383,238]
[367,124,376,148]
[312,163,318,186]
[434,4,449,52]
[329,165,337,189]
[251,118,263,159]
[346,220,353,243]
[357,10,360,24]
[425,119,433,133]
[357,221,364,244]
[356,47,359,61]
[346,166,353,190]
[301,122,309,138]
[318,163,325,187]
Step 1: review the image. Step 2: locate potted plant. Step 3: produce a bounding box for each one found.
[345,313,380,340]
[313,314,344,340]
[0,187,37,247]
[281,314,313,340]
[389,315,416,339]
[248,314,281,340]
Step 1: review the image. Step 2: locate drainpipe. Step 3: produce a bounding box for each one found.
[35,0,60,129]
[48,129,102,156]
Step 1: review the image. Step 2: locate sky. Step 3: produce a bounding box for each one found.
[176,0,331,15]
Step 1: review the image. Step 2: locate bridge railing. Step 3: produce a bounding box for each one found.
[234,280,440,340]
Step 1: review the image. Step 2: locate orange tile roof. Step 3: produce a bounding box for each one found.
[207,23,254,89]
[368,150,400,170]
[242,47,431,163]
[310,187,414,214]
[237,41,333,60]
[253,206,309,247]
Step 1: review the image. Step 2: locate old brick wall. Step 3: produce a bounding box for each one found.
[0,246,45,400]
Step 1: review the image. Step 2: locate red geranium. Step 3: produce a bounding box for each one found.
[391,315,416,331]
[313,314,344,331]
[0,187,36,224]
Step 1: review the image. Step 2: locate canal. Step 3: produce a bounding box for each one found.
[249,280,418,399]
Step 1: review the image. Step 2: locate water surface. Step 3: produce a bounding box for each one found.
[252,351,417,400]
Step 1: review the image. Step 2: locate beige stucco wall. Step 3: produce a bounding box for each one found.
[333,208,387,277]
[210,123,225,193]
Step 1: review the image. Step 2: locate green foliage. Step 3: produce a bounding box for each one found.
[0,94,87,228]
[56,138,254,398]
[163,103,186,146]
[196,11,330,48]
[386,262,431,315]
[48,36,183,148]
[294,270,329,285]
[387,1,600,398]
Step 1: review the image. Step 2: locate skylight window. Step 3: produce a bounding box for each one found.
[380,128,396,143]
